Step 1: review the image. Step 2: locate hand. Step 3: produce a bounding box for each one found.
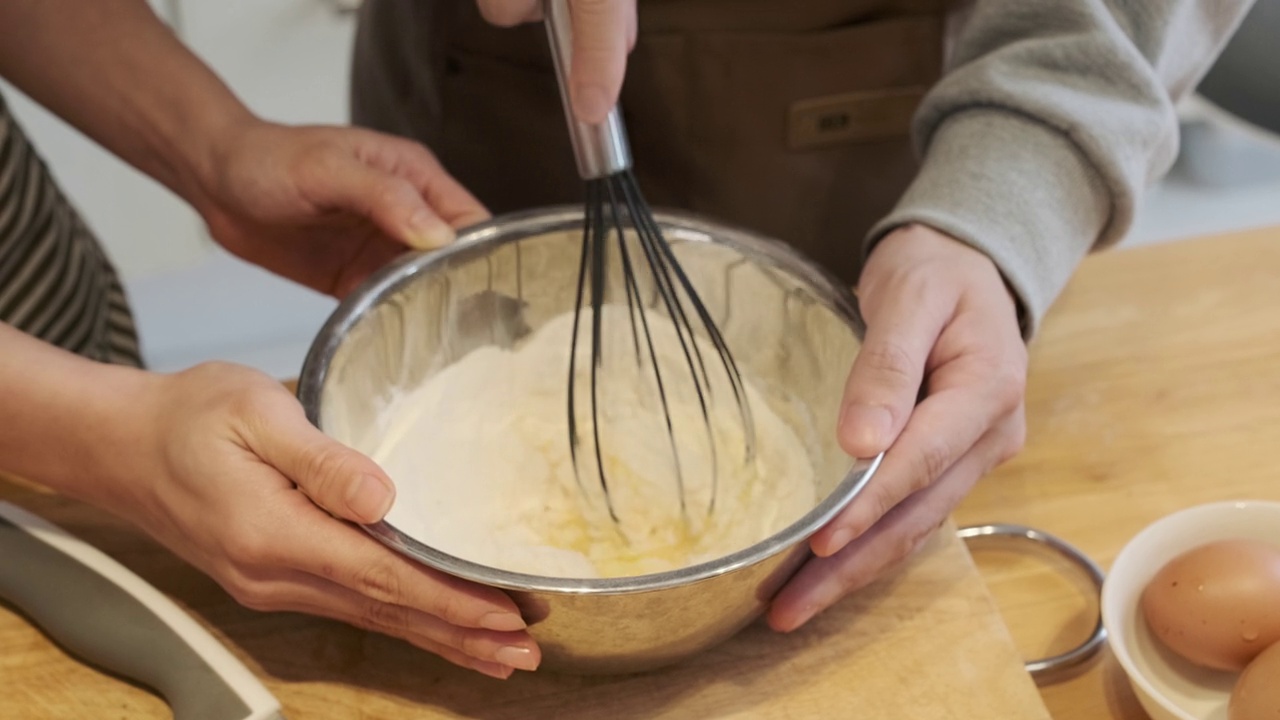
[476,0,637,124]
[194,121,490,298]
[116,363,539,679]
[768,224,1029,631]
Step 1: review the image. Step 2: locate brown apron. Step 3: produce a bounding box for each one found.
[351,0,944,285]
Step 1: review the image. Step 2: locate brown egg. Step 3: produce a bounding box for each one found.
[1230,640,1280,720]
[1140,539,1280,671]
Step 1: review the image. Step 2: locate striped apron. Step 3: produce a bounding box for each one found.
[0,92,142,367]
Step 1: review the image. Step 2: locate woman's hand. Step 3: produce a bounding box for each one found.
[194,121,490,298]
[475,0,636,124]
[768,224,1029,631]
[3,313,536,680]
[119,363,539,679]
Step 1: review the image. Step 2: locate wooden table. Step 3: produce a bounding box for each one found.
[953,224,1280,718]
[0,497,1048,719]
[2,225,1277,718]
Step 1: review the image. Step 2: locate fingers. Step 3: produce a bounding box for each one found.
[373,139,490,232]
[814,348,1021,557]
[214,435,537,677]
[410,168,489,234]
[476,0,542,26]
[237,395,395,525]
[814,306,1025,557]
[226,383,528,632]
[474,0,633,123]
[278,501,528,633]
[838,281,952,459]
[766,225,1029,634]
[208,469,533,649]
[237,419,528,632]
[767,416,1018,633]
[567,0,635,124]
[304,156,457,251]
[231,567,539,677]
[155,365,537,679]
[301,139,488,252]
[829,225,1027,559]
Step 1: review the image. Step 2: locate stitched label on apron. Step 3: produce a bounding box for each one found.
[787,86,925,150]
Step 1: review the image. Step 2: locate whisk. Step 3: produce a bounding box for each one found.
[543,0,756,525]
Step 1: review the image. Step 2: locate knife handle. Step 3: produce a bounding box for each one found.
[0,502,284,720]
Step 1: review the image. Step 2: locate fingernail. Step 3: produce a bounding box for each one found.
[494,645,540,672]
[839,403,893,455]
[480,612,526,632]
[406,210,454,250]
[346,474,394,522]
[573,84,611,124]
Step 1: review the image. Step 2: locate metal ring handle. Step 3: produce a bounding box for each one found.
[957,523,1107,681]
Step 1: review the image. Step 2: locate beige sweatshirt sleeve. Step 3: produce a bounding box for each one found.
[867,0,1255,337]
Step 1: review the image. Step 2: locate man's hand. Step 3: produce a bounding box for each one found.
[476,0,636,124]
[769,224,1029,631]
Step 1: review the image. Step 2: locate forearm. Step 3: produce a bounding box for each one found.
[870,0,1254,336]
[0,0,255,208]
[0,323,161,510]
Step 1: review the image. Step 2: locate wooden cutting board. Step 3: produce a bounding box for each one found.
[0,477,1050,719]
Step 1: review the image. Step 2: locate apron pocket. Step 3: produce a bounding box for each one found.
[681,15,943,150]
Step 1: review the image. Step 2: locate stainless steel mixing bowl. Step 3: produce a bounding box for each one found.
[297,207,880,674]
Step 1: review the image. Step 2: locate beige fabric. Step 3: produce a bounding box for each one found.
[352,0,944,285]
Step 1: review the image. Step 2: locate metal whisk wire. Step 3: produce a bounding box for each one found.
[546,0,755,525]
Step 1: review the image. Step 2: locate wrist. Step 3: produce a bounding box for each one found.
[0,341,170,517]
[162,103,261,217]
[865,110,1109,338]
[56,365,169,516]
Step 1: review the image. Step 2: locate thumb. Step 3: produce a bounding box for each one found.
[251,406,397,525]
[567,0,634,124]
[838,293,949,458]
[307,158,457,251]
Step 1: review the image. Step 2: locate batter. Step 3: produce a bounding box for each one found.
[372,305,816,578]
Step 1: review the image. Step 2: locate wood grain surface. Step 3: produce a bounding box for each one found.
[0,477,1046,719]
[954,224,1280,719]
[7,224,1275,719]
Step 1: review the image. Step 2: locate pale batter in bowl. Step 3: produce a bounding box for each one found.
[370,305,816,579]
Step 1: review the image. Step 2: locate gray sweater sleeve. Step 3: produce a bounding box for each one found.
[867,0,1254,337]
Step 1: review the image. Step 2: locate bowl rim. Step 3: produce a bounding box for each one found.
[1100,499,1280,719]
[297,205,882,595]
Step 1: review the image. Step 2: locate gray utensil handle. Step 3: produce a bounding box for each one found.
[0,502,283,720]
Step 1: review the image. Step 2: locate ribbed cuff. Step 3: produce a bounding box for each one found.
[866,109,1112,338]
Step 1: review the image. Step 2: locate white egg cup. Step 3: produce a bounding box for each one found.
[1101,500,1280,720]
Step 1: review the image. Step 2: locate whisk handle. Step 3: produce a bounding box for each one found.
[543,0,633,180]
